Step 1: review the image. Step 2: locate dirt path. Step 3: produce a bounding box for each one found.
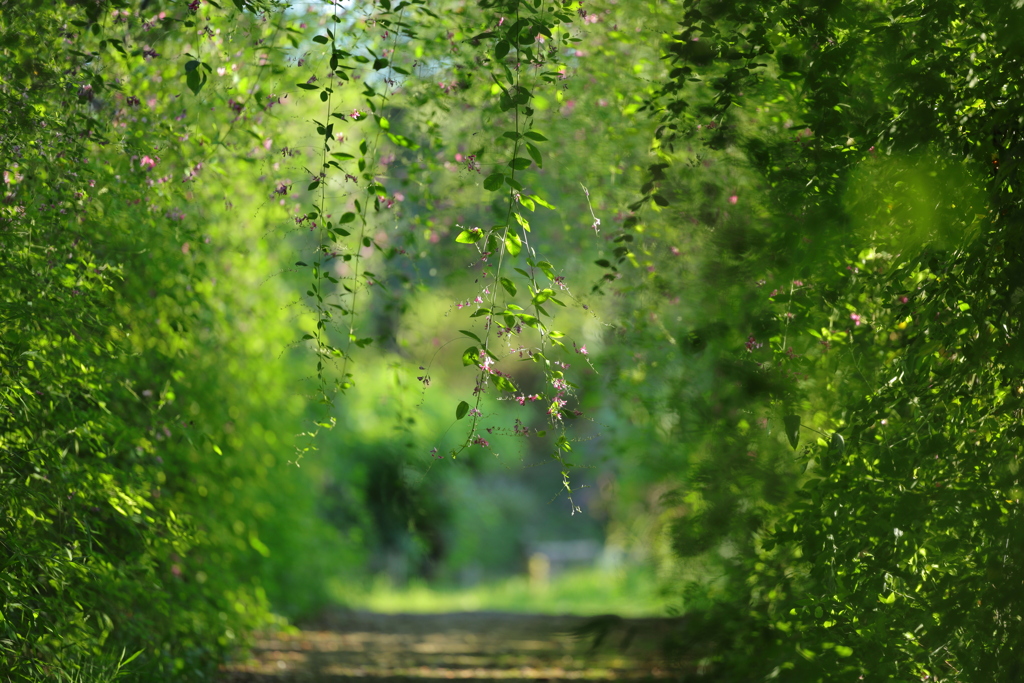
[220,611,688,682]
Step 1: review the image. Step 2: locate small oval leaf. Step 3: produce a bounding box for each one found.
[483,173,505,191]
[505,232,522,257]
[783,415,801,450]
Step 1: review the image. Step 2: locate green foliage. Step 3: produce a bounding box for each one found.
[604,0,1024,679]
[0,2,349,680]
[9,0,1024,681]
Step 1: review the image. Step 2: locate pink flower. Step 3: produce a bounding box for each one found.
[547,396,567,418]
[139,155,157,170]
[479,355,495,374]
[850,312,862,326]
[728,195,738,205]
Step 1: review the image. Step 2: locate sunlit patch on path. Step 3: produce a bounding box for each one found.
[220,611,685,682]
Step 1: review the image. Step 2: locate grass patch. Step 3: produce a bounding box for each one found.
[334,565,667,617]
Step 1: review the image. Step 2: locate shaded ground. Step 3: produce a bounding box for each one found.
[220,611,690,682]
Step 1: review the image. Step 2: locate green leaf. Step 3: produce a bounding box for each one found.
[373,57,390,70]
[460,330,482,343]
[652,193,670,206]
[505,232,522,257]
[249,534,271,557]
[509,157,532,170]
[526,142,542,167]
[456,228,483,244]
[387,133,419,149]
[523,131,548,141]
[500,277,517,296]
[377,115,390,130]
[514,213,530,232]
[296,83,320,90]
[186,68,205,95]
[461,347,479,367]
[339,212,356,224]
[456,400,470,420]
[483,173,505,191]
[532,288,554,305]
[526,194,555,210]
[495,40,511,60]
[489,373,517,392]
[312,35,329,44]
[121,650,145,667]
[783,415,801,449]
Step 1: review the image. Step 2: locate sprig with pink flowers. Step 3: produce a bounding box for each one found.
[292,0,421,402]
[431,0,592,512]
